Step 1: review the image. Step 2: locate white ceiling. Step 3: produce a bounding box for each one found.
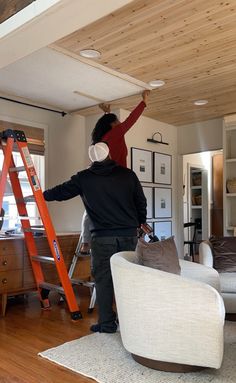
[0,47,144,111]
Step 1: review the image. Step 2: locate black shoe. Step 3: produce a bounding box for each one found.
[90,323,117,333]
[90,323,101,332]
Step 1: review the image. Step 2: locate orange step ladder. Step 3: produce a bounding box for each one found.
[0,129,82,320]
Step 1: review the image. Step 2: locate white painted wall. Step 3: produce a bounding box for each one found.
[119,109,180,252]
[47,113,86,232]
[0,98,86,232]
[178,118,223,155]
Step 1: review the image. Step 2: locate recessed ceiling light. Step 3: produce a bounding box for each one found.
[148,80,165,88]
[194,99,208,106]
[79,49,101,59]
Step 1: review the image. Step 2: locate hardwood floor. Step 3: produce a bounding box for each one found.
[0,289,97,383]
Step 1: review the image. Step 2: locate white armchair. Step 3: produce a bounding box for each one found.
[199,241,236,314]
[111,251,225,371]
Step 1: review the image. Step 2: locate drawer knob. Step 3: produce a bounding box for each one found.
[2,260,7,266]
[2,278,7,284]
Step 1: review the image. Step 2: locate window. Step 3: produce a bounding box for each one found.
[0,122,45,232]
[0,151,45,231]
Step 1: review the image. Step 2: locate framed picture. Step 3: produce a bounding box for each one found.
[154,221,172,241]
[131,147,153,183]
[154,152,172,185]
[154,187,172,218]
[142,186,153,219]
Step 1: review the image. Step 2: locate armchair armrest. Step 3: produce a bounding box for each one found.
[199,241,213,268]
[180,259,220,292]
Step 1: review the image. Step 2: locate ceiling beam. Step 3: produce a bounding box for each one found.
[0,0,35,24]
[0,0,134,69]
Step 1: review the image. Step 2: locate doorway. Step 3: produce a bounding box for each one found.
[183,150,223,258]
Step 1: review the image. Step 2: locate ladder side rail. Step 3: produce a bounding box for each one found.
[5,151,46,288]
[17,140,79,314]
[0,137,14,211]
[68,235,83,278]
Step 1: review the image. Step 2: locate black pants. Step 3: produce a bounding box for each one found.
[91,236,137,331]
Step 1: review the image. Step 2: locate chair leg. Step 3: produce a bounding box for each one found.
[190,244,194,262]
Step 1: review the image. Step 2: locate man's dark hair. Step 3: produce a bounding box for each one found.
[91,113,117,144]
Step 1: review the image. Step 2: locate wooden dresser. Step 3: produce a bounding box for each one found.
[0,233,90,316]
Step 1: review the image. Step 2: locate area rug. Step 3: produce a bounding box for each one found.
[39,321,236,383]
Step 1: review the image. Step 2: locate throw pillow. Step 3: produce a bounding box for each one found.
[136,236,181,275]
[210,236,236,273]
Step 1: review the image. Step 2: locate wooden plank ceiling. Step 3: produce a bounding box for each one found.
[54,0,236,126]
[0,0,34,24]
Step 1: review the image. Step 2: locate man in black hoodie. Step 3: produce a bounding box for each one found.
[44,142,147,333]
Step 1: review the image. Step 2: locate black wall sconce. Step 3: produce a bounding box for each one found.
[147,131,169,145]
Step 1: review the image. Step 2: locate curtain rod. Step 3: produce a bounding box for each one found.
[0,96,67,117]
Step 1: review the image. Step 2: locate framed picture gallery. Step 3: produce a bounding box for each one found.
[154,187,172,218]
[154,221,172,241]
[142,186,153,219]
[154,152,172,185]
[131,147,153,183]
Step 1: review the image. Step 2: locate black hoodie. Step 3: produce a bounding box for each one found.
[44,159,147,237]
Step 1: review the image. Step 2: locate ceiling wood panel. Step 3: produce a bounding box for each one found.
[0,0,34,24]
[55,0,236,125]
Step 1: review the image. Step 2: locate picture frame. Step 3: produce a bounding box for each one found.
[154,187,172,218]
[154,221,172,241]
[142,186,153,219]
[131,147,153,183]
[154,152,172,185]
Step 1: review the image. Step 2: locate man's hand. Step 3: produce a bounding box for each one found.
[142,90,150,105]
[99,103,111,114]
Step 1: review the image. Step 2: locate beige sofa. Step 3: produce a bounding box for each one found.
[110,251,225,371]
[199,241,236,314]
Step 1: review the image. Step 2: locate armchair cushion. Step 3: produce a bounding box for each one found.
[136,236,181,275]
[210,237,236,273]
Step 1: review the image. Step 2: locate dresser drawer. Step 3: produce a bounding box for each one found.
[0,254,23,271]
[0,270,23,292]
[0,239,24,256]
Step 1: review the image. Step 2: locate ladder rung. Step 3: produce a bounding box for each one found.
[23,228,45,235]
[31,256,55,264]
[24,195,35,202]
[70,278,94,288]
[9,166,25,173]
[39,282,64,295]
[16,195,35,203]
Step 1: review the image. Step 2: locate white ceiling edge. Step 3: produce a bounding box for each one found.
[0,0,61,39]
[0,0,134,70]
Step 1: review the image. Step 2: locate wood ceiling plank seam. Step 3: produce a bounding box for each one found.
[57,0,234,59]
[85,3,235,58]
[100,16,236,74]
[126,41,236,81]
[56,0,187,49]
